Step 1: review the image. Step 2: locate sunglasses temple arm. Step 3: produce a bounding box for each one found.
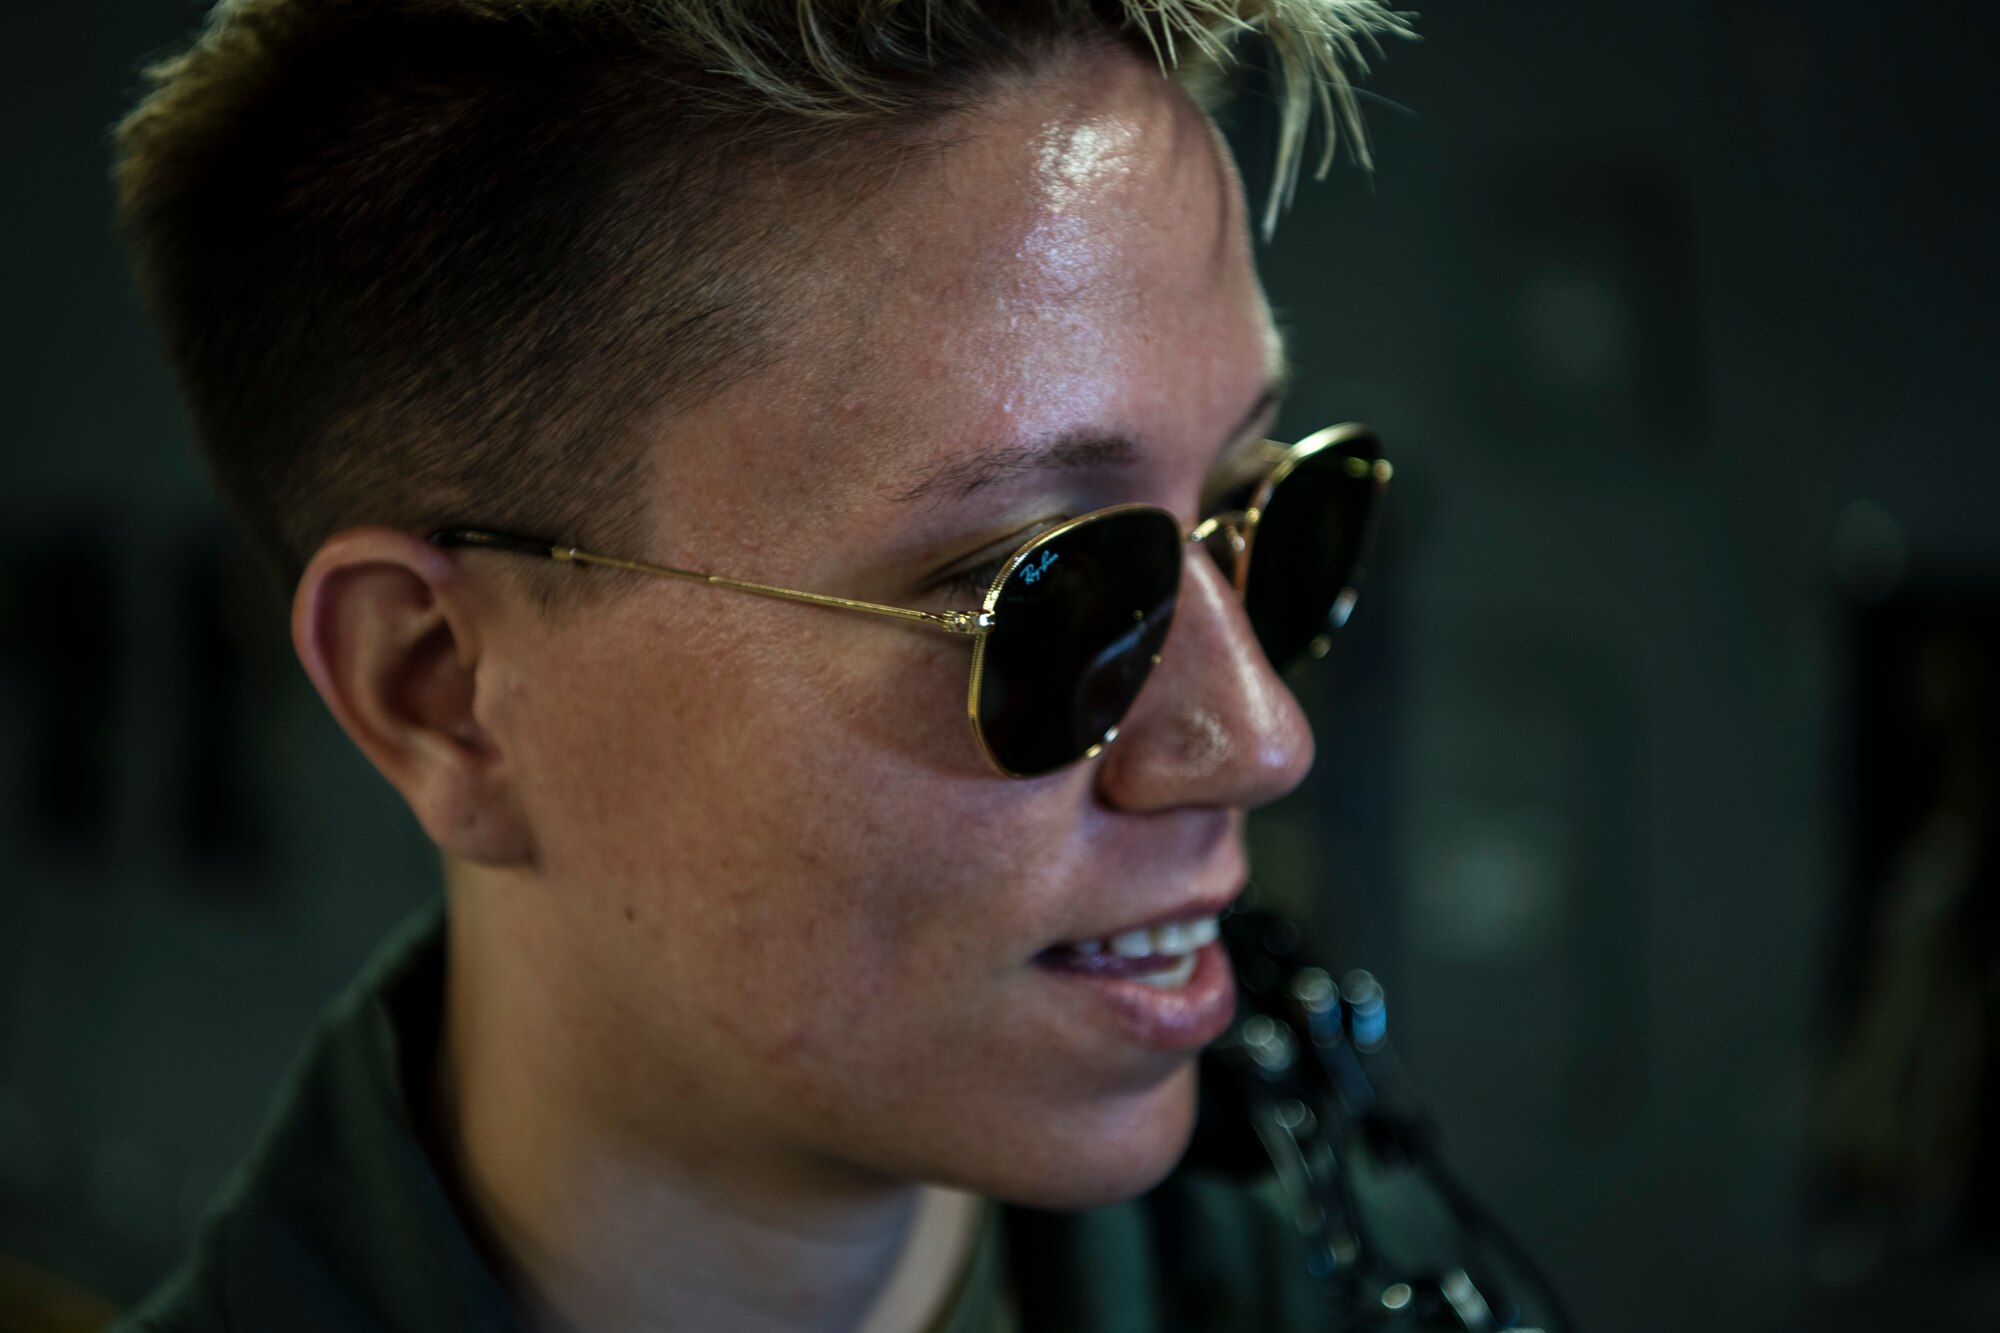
[430,529,991,635]
[697,576,992,635]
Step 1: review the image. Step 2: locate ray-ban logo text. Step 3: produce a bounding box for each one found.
[1018,550,1059,585]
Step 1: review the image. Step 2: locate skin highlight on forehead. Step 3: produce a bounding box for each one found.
[1017,114,1149,302]
[680,51,1250,537]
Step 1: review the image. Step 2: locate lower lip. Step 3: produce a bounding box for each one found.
[1036,940,1236,1052]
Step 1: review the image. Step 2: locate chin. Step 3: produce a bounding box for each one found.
[968,1062,1201,1211]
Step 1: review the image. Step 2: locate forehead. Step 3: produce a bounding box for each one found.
[654,52,1270,542]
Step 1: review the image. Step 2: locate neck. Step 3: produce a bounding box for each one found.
[428,881,979,1333]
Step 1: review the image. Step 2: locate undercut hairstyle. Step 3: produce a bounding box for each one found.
[113,0,1410,597]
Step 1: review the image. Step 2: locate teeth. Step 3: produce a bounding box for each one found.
[1109,929,1154,958]
[1070,915,1219,960]
[1148,918,1213,957]
[1134,952,1199,989]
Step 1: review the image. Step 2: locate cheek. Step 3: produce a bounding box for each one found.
[505,605,1069,1038]
[511,594,958,843]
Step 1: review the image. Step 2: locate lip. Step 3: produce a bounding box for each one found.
[1034,939,1236,1052]
[1053,886,1245,952]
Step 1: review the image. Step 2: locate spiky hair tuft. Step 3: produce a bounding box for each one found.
[645,0,1416,231]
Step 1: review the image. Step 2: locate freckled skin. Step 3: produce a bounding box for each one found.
[444,43,1313,1285]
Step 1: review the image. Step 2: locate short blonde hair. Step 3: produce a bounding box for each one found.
[114,0,1410,589]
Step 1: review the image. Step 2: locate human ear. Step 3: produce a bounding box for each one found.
[291,527,533,866]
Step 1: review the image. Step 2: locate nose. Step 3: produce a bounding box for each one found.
[1094,548,1314,811]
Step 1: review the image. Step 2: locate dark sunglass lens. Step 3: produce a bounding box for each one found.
[1244,442,1383,671]
[975,509,1182,777]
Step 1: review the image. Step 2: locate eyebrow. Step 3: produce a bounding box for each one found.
[890,376,1290,509]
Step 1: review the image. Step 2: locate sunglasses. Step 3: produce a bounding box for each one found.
[432,422,1389,779]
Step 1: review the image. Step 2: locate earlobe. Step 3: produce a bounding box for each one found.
[292,528,535,866]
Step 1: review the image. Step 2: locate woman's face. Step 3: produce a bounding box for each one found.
[483,49,1315,1208]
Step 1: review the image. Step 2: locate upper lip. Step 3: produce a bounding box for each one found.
[1051,883,1244,948]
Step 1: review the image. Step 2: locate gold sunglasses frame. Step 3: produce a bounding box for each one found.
[430,422,1389,779]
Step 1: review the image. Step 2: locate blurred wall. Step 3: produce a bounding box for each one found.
[2,0,441,1300]
[1239,5,2000,1330]
[4,2,1998,1329]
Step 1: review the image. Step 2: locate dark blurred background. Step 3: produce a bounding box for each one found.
[5,2,1999,1330]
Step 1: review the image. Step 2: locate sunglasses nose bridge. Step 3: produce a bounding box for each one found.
[1188,512,1250,592]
